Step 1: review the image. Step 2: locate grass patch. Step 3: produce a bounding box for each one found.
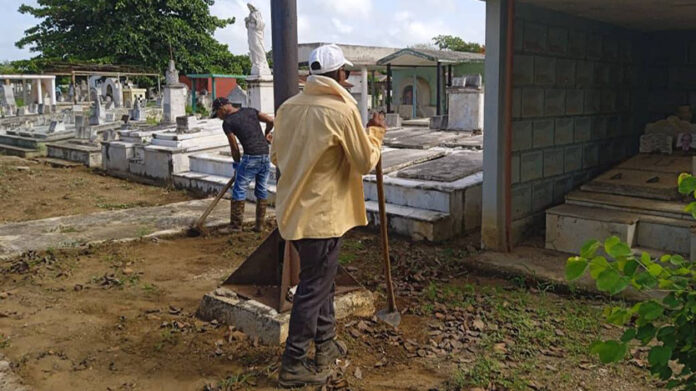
[215,373,254,390]
[136,226,154,238]
[58,225,83,233]
[96,201,149,210]
[450,357,528,391]
[154,329,178,351]
[338,253,356,265]
[0,334,10,349]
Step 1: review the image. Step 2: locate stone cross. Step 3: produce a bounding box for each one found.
[89,87,104,125]
[165,60,180,86]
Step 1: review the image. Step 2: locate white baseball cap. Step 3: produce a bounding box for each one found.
[308,44,354,75]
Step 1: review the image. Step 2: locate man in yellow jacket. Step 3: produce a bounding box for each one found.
[271,44,386,388]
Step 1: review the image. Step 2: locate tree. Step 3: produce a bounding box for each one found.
[432,35,485,53]
[15,0,247,75]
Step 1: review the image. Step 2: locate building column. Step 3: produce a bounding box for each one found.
[360,66,369,124]
[386,64,392,113]
[436,61,442,116]
[481,0,512,251]
[211,77,217,100]
[412,75,417,119]
[50,78,57,107]
[34,79,43,104]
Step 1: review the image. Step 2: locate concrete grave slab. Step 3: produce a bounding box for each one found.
[581,168,682,201]
[616,154,690,174]
[386,131,461,150]
[397,152,483,182]
[440,134,484,149]
[374,148,446,174]
[382,127,429,145]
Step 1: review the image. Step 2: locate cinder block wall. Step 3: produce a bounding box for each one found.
[643,32,696,122]
[510,4,643,242]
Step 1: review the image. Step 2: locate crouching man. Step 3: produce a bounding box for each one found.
[211,97,274,232]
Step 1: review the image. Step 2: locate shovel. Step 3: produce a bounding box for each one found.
[374,158,401,328]
[186,175,235,237]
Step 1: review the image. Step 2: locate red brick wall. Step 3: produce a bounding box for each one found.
[178,76,238,99]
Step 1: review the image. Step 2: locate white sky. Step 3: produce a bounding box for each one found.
[0,0,485,61]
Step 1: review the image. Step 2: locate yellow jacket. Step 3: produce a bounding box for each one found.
[271,75,385,240]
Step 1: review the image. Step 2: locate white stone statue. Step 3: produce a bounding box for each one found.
[245,3,271,77]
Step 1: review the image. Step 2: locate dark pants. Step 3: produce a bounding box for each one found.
[283,237,342,361]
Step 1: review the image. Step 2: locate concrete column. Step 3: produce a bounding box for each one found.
[271,0,299,110]
[481,0,511,251]
[360,66,368,124]
[34,79,43,104]
[386,64,392,113]
[50,78,56,106]
[436,62,442,115]
[412,75,417,119]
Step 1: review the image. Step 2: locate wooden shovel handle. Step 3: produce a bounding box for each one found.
[375,158,397,313]
[195,175,235,229]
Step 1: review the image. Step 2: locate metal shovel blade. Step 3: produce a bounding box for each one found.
[376,308,401,328]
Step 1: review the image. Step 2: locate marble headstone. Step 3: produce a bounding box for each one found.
[640,133,673,154]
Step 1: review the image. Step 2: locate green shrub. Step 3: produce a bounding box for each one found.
[566,173,696,390]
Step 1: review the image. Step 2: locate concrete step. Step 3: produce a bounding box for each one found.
[188,151,278,183]
[565,190,691,221]
[0,143,44,158]
[173,171,461,241]
[546,203,694,257]
[365,200,453,241]
[172,171,277,204]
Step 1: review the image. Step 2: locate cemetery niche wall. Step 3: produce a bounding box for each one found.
[481,0,696,254]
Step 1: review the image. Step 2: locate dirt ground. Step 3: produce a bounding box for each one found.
[0,156,195,223]
[0,223,665,391]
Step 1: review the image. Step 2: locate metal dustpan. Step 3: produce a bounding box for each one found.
[222,228,362,313]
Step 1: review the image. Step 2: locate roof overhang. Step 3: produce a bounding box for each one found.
[517,0,696,31]
[0,74,55,80]
[298,43,399,70]
[377,48,485,67]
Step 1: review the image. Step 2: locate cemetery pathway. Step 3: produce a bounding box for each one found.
[0,199,271,260]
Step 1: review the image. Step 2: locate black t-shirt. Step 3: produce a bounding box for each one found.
[222,108,269,156]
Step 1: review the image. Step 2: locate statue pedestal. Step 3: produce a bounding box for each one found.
[163,84,187,124]
[247,76,274,114]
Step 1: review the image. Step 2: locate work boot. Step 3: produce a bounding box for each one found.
[278,356,331,388]
[315,339,348,368]
[227,200,245,232]
[253,199,267,232]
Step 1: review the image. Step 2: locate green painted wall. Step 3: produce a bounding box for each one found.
[392,62,485,106]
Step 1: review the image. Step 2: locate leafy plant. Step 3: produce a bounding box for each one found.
[566,173,696,389]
